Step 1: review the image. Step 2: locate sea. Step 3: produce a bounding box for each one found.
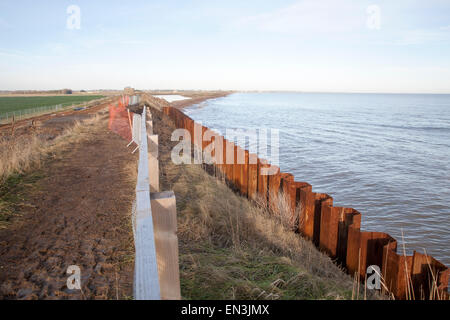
[184,92,450,267]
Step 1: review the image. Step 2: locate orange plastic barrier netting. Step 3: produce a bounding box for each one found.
[108,98,132,142]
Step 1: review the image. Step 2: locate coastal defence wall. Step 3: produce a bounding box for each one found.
[161,105,449,300]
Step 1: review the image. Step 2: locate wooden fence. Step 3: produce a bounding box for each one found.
[128,101,181,300]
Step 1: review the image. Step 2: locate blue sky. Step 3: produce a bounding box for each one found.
[1,0,450,93]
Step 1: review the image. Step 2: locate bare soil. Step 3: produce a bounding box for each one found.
[0,107,137,299]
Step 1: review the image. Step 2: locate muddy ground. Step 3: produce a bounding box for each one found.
[0,92,229,300]
[0,102,137,299]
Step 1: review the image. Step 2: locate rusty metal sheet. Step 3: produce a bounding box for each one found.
[184,118,193,142]
[201,126,209,151]
[278,173,294,222]
[312,193,333,246]
[337,208,361,266]
[233,145,242,190]
[292,182,311,231]
[411,251,450,300]
[225,140,235,183]
[382,241,413,300]
[319,205,339,258]
[247,153,258,200]
[346,225,362,277]
[279,178,299,228]
[193,122,203,151]
[268,167,281,214]
[239,150,249,196]
[299,189,315,238]
[257,158,269,206]
[347,229,396,279]
[210,133,222,167]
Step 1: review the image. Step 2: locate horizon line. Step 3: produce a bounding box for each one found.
[1,89,450,95]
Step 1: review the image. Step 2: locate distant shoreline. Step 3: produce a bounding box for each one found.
[168,91,232,109]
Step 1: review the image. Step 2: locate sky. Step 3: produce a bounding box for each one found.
[1,0,450,93]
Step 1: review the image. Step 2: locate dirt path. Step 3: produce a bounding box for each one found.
[0,116,137,300]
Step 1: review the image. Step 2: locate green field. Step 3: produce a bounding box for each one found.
[0,95,105,115]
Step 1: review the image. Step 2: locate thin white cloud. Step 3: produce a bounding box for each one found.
[233,0,366,35]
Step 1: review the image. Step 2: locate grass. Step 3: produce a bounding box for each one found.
[0,95,105,114]
[0,172,44,228]
[151,106,380,300]
[167,163,375,300]
[0,114,104,227]
[0,114,103,182]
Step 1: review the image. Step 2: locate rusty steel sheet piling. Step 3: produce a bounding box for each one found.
[233,145,241,190]
[312,193,333,246]
[382,241,412,300]
[267,167,282,214]
[161,106,450,300]
[201,126,209,151]
[212,134,224,169]
[299,191,333,246]
[411,251,450,300]
[219,136,227,176]
[320,206,361,266]
[279,173,294,221]
[193,123,201,146]
[347,229,396,280]
[279,178,300,228]
[292,182,312,231]
[239,150,249,196]
[225,140,236,185]
[257,158,270,206]
[299,189,315,239]
[247,153,258,200]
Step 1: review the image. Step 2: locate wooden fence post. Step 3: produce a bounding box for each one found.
[150,191,181,300]
[147,134,159,193]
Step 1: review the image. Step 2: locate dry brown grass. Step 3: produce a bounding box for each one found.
[146,107,384,300]
[160,161,383,299]
[0,114,106,227]
[0,114,103,183]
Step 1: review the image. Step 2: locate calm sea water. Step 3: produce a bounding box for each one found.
[184,92,450,267]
